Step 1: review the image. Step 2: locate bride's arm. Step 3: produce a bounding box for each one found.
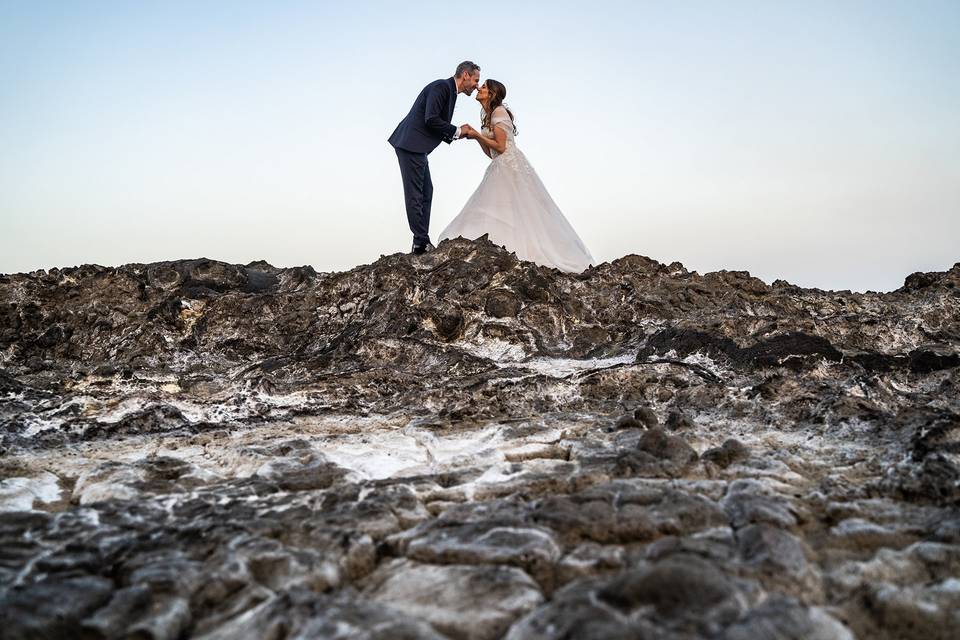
[474,131,492,158]
[466,125,508,155]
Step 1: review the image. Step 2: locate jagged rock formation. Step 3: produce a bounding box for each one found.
[0,237,958,639]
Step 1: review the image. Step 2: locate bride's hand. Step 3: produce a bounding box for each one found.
[463,124,479,139]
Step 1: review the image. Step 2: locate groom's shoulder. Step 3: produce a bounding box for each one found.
[426,77,453,91]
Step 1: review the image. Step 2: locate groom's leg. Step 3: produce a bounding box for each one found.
[421,160,433,244]
[395,148,430,247]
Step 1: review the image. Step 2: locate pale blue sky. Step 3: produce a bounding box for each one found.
[1,1,957,291]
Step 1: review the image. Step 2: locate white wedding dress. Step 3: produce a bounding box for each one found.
[438,106,595,273]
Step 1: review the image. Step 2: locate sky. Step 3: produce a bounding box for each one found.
[1,1,957,292]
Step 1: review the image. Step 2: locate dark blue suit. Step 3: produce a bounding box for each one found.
[389,77,458,247]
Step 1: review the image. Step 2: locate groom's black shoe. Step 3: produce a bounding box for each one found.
[411,242,435,256]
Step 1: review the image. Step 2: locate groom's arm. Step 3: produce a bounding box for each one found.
[424,84,458,143]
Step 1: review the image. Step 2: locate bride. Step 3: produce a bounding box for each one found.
[438,79,595,273]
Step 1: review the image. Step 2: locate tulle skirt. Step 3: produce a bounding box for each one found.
[439,145,595,273]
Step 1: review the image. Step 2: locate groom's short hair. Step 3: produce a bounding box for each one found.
[455,61,480,77]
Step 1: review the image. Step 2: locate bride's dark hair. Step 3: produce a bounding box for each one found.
[481,79,517,135]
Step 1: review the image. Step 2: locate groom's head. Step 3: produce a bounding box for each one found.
[455,61,481,95]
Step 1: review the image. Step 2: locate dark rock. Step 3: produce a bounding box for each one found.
[636,428,698,467]
[736,524,808,576]
[428,302,465,341]
[200,586,447,639]
[639,327,843,370]
[243,267,280,293]
[851,351,910,372]
[638,327,739,362]
[503,580,636,640]
[739,332,842,368]
[903,270,942,291]
[665,409,693,431]
[80,404,190,441]
[614,415,643,430]
[722,489,798,529]
[555,543,626,585]
[597,554,746,632]
[633,406,658,428]
[571,326,611,357]
[531,483,726,544]
[909,349,960,373]
[911,411,960,461]
[485,289,521,318]
[718,596,852,640]
[391,521,561,591]
[80,585,153,637]
[0,575,115,640]
[615,428,699,478]
[702,439,751,468]
[892,453,960,505]
[850,348,960,374]
[256,455,353,492]
[644,531,738,565]
[931,516,960,542]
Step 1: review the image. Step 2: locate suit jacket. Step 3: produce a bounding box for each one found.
[388,78,458,154]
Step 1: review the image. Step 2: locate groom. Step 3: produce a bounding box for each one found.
[389,61,481,255]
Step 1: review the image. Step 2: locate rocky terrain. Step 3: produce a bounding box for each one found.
[0,236,958,639]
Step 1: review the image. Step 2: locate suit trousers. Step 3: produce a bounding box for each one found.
[395,147,433,247]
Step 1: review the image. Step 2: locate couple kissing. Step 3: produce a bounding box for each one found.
[388,60,594,273]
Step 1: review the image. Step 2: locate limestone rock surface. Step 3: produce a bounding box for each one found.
[1,238,958,639]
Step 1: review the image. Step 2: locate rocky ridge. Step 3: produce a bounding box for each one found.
[0,237,958,639]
